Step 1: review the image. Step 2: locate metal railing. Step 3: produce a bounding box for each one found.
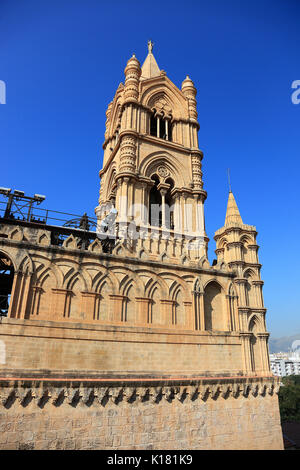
[0,196,118,253]
[0,198,98,229]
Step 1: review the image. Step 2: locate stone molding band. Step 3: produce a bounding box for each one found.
[0,376,280,408]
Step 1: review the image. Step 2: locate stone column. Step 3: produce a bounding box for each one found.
[30,285,43,317]
[226,295,233,331]
[193,291,200,330]
[181,76,198,126]
[238,307,249,332]
[199,292,205,330]
[7,270,22,318]
[140,181,149,226]
[157,183,170,230]
[197,197,205,235]
[194,291,205,331]
[258,333,270,374]
[16,271,32,319]
[233,296,240,331]
[173,192,182,234]
[234,279,248,306]
[160,188,167,229]
[165,119,169,140]
[240,332,253,374]
[127,177,134,220]
[115,178,122,218]
[173,121,177,143]
[120,176,130,228]
[194,195,200,233]
[124,54,141,106]
[193,125,198,148]
[253,281,264,308]
[104,101,113,140]
[248,245,258,263]
[157,116,160,138]
[182,192,191,234]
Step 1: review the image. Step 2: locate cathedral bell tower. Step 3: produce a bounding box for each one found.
[96,42,208,259]
[0,40,284,451]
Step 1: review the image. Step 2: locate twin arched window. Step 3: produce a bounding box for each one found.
[150,110,172,141]
[148,175,174,229]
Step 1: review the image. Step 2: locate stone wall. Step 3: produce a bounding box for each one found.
[0,318,245,377]
[0,377,283,450]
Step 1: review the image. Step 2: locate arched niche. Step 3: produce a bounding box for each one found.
[173,288,185,326]
[67,276,86,320]
[38,270,57,319]
[240,236,252,263]
[249,317,263,372]
[204,281,226,331]
[244,269,256,307]
[95,281,111,322]
[150,285,161,325]
[123,284,136,323]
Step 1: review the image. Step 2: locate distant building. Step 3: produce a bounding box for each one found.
[270,353,300,377]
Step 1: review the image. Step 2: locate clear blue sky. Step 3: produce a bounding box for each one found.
[0,0,299,338]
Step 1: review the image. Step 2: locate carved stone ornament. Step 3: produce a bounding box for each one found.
[157,166,169,179]
[0,377,280,409]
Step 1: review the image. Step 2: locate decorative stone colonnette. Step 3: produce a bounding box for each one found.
[0,375,283,450]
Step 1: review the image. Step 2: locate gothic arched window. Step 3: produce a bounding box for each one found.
[150,110,157,137]
[149,111,172,141]
[149,175,162,227]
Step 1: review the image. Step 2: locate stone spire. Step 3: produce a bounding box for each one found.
[225,191,243,226]
[141,40,160,79]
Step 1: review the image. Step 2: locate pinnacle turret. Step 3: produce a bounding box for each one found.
[225,191,243,227]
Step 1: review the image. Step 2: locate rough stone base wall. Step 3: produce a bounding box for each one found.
[0,379,283,450]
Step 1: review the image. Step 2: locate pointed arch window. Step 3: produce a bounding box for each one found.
[150,110,157,137]
[149,110,172,141]
[148,175,175,229]
[149,174,162,227]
